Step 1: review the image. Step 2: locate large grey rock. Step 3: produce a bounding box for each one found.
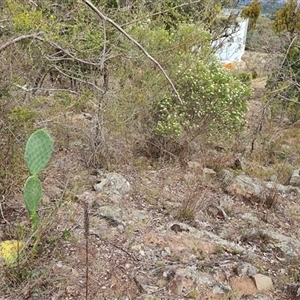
[235,262,257,277]
[260,230,300,258]
[225,173,300,204]
[219,169,235,187]
[225,174,265,202]
[98,205,123,225]
[94,171,131,202]
[203,167,216,177]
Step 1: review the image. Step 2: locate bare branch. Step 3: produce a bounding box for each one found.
[0,33,42,52]
[50,65,104,93]
[0,32,109,66]
[82,0,183,104]
[280,35,298,68]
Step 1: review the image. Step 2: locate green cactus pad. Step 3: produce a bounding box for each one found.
[25,129,54,175]
[23,175,42,215]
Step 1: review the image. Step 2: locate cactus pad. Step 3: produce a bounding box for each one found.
[23,175,42,215]
[25,129,54,175]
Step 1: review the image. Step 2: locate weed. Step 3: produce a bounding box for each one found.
[192,247,206,260]
[62,228,71,239]
[231,248,243,255]
[177,185,209,223]
[213,245,224,254]
[156,261,165,267]
[264,184,280,208]
[186,288,200,298]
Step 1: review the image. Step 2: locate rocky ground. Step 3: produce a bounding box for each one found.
[1,69,300,299]
[2,133,300,299]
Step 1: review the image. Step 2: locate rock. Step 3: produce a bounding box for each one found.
[225,174,265,202]
[290,169,300,187]
[235,262,257,277]
[280,184,300,196]
[267,174,278,182]
[212,283,231,295]
[144,223,245,262]
[203,168,216,176]
[252,274,273,291]
[203,168,217,182]
[230,276,257,295]
[98,205,123,226]
[265,181,300,197]
[94,171,131,202]
[219,169,235,187]
[168,267,215,295]
[260,229,300,257]
[225,173,299,204]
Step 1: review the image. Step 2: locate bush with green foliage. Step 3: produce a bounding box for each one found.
[104,21,252,157]
[0,0,254,164]
[154,60,250,139]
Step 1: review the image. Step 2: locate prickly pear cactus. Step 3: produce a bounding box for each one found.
[23,129,54,230]
[25,129,54,176]
[23,176,42,216]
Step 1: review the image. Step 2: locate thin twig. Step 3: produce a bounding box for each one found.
[0,195,9,224]
[51,65,104,93]
[84,201,89,300]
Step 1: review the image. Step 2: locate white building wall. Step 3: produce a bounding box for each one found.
[213,18,249,65]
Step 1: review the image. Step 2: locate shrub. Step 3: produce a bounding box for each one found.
[266,44,300,123]
[104,22,252,158]
[154,60,251,139]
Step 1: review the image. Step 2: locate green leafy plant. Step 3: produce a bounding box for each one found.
[23,129,54,231]
[155,60,250,139]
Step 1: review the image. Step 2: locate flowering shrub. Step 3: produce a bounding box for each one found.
[155,60,251,138]
[122,22,251,144]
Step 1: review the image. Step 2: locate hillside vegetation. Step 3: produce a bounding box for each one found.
[1,1,300,299]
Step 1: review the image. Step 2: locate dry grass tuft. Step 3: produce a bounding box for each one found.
[177,184,211,222]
